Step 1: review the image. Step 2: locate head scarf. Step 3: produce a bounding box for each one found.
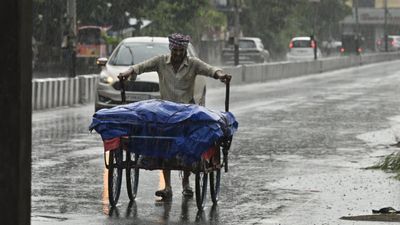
[168,33,190,50]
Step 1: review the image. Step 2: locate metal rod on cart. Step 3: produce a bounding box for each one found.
[223,78,231,172]
[119,77,126,104]
[225,80,230,112]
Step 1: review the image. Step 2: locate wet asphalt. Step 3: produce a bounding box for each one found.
[32,60,400,225]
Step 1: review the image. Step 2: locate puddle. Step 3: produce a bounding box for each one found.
[341,214,400,222]
[32,215,68,222]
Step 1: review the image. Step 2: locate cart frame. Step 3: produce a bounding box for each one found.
[105,78,232,210]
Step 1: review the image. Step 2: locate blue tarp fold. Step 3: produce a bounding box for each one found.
[89,99,238,164]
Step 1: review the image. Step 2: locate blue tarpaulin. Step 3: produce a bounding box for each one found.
[89,99,238,164]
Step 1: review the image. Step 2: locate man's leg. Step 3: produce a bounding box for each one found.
[163,169,171,190]
[155,170,172,199]
[182,170,193,197]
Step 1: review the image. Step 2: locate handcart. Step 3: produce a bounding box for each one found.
[95,78,235,211]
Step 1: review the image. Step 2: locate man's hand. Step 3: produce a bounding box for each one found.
[215,71,232,84]
[219,74,232,83]
[118,67,136,81]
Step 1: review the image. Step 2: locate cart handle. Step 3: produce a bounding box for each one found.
[119,76,126,104]
[223,76,231,172]
[225,78,230,112]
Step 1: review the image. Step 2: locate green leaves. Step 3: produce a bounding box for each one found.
[32,0,351,61]
[240,0,351,58]
[140,0,225,43]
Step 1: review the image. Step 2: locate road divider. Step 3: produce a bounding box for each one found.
[32,76,98,110]
[207,52,400,88]
[32,52,400,111]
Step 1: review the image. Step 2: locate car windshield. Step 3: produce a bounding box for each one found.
[109,42,170,66]
[292,40,311,48]
[239,40,256,48]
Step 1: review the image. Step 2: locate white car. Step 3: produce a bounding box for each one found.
[95,37,206,111]
[286,36,322,61]
[376,35,400,52]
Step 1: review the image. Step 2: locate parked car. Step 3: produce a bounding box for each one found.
[221,37,270,65]
[95,36,206,111]
[340,33,364,55]
[286,36,322,61]
[321,39,342,56]
[376,35,400,52]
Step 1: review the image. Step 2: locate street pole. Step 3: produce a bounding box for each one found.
[354,0,360,54]
[384,0,388,52]
[66,0,77,77]
[66,0,77,35]
[313,2,317,60]
[309,0,320,60]
[233,0,240,66]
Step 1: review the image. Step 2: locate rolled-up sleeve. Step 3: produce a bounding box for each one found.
[192,57,221,78]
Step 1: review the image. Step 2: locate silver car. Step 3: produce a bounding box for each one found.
[95,37,206,111]
[222,37,270,65]
[286,36,322,61]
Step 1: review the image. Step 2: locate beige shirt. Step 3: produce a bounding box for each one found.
[131,55,221,103]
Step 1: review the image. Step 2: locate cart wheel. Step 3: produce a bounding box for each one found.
[126,152,139,201]
[195,171,208,210]
[210,147,221,204]
[209,169,221,204]
[108,149,123,207]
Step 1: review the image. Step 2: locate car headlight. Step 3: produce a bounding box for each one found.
[100,75,114,84]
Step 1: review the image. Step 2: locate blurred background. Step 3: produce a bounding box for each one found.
[32,0,400,77]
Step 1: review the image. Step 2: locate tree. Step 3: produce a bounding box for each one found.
[76,0,226,45]
[240,0,351,59]
[33,0,227,67]
[316,0,351,41]
[139,0,226,45]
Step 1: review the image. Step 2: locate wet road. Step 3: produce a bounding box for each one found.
[32,61,400,225]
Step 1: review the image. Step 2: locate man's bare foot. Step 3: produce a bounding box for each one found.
[155,187,173,199]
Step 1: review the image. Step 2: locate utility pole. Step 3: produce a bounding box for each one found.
[66,0,77,77]
[1,1,32,224]
[309,0,320,60]
[384,0,388,52]
[233,0,240,66]
[66,0,77,35]
[354,0,360,54]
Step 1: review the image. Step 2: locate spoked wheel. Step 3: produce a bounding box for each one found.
[108,149,123,207]
[126,151,140,201]
[209,169,221,204]
[210,147,222,204]
[195,170,208,210]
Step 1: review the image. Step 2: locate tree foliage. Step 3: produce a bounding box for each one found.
[137,0,226,44]
[240,0,351,58]
[33,0,225,47]
[32,0,350,61]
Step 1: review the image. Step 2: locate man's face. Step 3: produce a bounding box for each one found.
[170,46,186,63]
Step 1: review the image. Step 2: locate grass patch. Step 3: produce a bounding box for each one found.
[368,151,400,180]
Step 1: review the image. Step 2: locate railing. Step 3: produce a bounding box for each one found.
[32,75,98,110]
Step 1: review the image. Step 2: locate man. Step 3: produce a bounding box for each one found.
[118,33,231,200]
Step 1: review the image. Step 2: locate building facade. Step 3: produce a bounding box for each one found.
[341,0,400,51]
